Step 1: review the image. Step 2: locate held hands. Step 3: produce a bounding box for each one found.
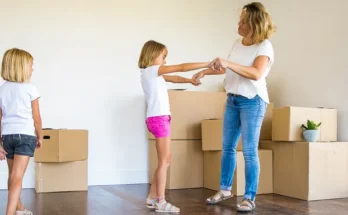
[208,58,229,71]
[193,58,229,82]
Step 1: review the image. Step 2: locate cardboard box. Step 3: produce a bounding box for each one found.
[35,160,88,193]
[34,129,88,162]
[148,140,203,189]
[203,150,273,196]
[202,119,242,151]
[272,107,337,142]
[260,141,348,201]
[148,91,227,140]
[260,102,275,140]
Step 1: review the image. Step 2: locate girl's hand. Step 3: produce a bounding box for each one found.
[208,60,216,70]
[192,71,205,82]
[208,59,222,71]
[0,146,7,161]
[0,152,5,160]
[190,78,201,86]
[36,138,43,148]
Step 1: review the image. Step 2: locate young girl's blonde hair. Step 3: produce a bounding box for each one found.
[242,2,276,44]
[1,48,33,83]
[138,40,166,69]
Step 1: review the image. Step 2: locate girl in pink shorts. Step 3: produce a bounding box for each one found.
[138,40,214,213]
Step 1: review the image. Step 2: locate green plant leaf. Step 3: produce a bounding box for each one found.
[304,120,320,130]
[308,122,315,129]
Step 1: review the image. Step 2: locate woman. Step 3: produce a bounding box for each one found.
[193,2,276,212]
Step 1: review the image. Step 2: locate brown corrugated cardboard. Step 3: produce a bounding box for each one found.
[148,91,227,140]
[272,107,337,142]
[202,119,242,151]
[35,160,88,193]
[203,150,273,196]
[260,141,348,201]
[148,140,203,189]
[34,129,88,162]
[260,102,275,140]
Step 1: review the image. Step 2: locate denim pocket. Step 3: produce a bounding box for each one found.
[20,135,37,151]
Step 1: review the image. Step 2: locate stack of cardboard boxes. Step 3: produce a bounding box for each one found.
[260,106,348,201]
[34,129,88,193]
[147,91,348,201]
[202,103,274,196]
[148,91,227,189]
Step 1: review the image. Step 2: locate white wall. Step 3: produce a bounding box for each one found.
[256,0,348,141]
[0,0,237,189]
[1,0,347,189]
[228,0,348,141]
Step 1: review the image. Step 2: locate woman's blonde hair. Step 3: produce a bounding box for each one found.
[242,2,276,44]
[138,40,166,69]
[1,48,33,83]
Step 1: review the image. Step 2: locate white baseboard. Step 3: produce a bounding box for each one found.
[0,168,149,190]
[88,169,149,186]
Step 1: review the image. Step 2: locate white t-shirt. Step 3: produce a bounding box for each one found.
[0,82,40,136]
[141,65,171,118]
[224,38,274,103]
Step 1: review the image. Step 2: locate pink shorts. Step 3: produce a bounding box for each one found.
[146,115,171,138]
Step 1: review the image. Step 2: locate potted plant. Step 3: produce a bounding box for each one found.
[301,120,321,142]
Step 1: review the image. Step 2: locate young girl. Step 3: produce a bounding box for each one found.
[0,48,43,215]
[139,40,214,213]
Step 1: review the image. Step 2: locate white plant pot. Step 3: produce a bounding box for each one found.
[303,130,319,142]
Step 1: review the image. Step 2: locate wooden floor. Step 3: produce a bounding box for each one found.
[1,184,348,215]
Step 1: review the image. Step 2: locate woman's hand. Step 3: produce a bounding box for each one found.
[213,58,230,69]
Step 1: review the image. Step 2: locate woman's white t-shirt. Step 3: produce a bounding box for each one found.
[141,65,171,118]
[224,38,274,103]
[0,82,40,136]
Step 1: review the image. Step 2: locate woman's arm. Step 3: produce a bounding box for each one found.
[214,56,270,81]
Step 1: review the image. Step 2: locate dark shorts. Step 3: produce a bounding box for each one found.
[2,134,37,159]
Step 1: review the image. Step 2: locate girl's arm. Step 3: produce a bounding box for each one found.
[0,109,2,140]
[32,99,43,148]
[0,109,7,160]
[192,68,226,81]
[163,75,200,86]
[158,62,212,76]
